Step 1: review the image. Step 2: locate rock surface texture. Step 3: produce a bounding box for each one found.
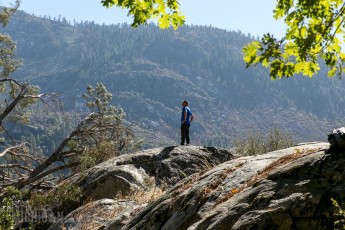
[50,146,233,230]
[122,142,345,230]
[52,143,345,230]
[66,145,234,201]
[48,199,145,230]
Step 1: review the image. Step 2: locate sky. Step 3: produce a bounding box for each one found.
[0,0,286,37]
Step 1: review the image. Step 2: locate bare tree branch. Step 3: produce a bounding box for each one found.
[0,83,135,191]
[14,113,96,189]
[0,143,26,157]
[0,83,28,125]
[0,78,21,86]
[14,162,79,188]
[0,163,32,172]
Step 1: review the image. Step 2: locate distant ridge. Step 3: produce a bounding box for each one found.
[3,10,345,148]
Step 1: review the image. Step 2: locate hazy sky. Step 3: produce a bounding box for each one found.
[0,0,286,37]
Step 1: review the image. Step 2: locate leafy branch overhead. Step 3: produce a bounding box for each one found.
[243,0,345,79]
[101,0,185,29]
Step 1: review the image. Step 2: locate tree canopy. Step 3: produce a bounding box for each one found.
[103,0,345,78]
[101,0,185,29]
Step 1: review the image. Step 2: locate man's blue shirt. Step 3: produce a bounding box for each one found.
[181,106,192,125]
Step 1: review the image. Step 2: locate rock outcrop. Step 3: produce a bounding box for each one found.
[122,142,345,230]
[65,145,234,205]
[52,142,345,229]
[49,146,233,230]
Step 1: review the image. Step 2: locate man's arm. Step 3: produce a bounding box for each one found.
[183,110,187,123]
[190,114,194,123]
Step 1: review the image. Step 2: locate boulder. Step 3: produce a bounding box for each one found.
[122,142,345,230]
[65,145,234,202]
[328,127,345,150]
[48,146,233,229]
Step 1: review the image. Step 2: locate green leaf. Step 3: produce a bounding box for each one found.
[243,0,345,78]
[328,67,337,77]
[273,8,284,20]
[101,0,185,29]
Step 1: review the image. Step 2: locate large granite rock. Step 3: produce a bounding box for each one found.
[122,142,345,230]
[48,146,233,230]
[66,145,234,202]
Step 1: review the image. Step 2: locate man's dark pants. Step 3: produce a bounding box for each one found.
[181,123,190,145]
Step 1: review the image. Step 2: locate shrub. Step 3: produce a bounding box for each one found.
[30,183,82,215]
[0,187,33,230]
[233,127,294,155]
[332,198,345,229]
[0,197,15,230]
[3,186,30,201]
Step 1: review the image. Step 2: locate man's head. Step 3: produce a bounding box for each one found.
[182,100,189,107]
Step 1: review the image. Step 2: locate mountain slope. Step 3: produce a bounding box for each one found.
[3,11,345,147]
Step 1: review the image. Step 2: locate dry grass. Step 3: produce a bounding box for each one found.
[199,163,245,200]
[176,174,201,192]
[70,202,126,230]
[59,176,167,230]
[116,186,165,204]
[111,176,167,204]
[60,187,165,230]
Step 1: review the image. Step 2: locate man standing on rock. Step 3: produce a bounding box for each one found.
[181,100,194,145]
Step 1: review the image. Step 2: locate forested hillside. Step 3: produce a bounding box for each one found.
[4,10,345,148]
